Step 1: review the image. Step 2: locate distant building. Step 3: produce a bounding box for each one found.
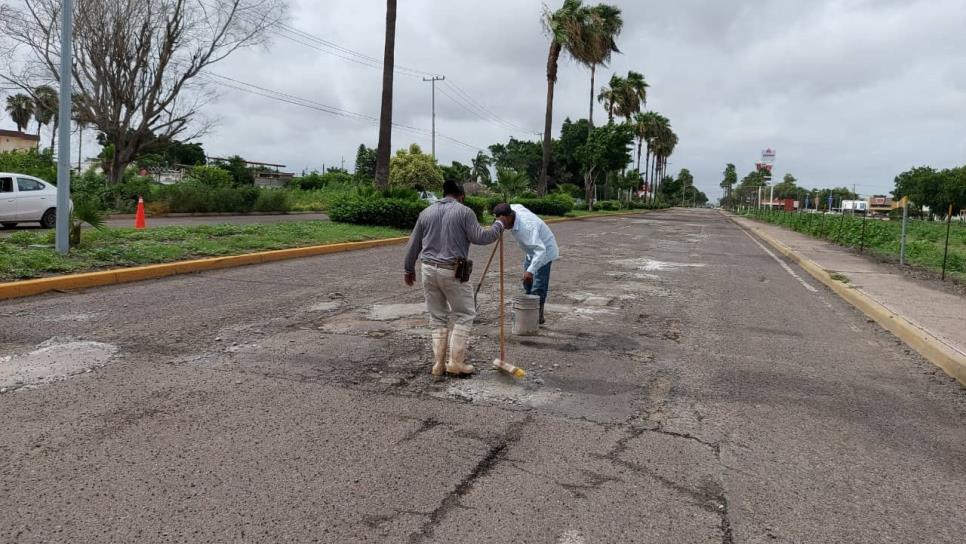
[0,129,40,153]
[868,195,894,216]
[208,157,295,188]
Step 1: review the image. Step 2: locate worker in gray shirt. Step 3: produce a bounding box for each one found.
[404,180,509,377]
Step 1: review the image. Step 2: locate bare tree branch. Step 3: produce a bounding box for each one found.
[0,0,286,182]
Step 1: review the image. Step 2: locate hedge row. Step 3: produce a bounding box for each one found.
[328,197,427,229]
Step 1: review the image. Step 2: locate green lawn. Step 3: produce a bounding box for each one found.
[0,222,406,281]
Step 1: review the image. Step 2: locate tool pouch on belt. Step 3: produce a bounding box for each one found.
[454,258,473,283]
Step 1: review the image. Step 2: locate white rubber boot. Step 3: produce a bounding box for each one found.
[446,324,475,376]
[431,328,448,377]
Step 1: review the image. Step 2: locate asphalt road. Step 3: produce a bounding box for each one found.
[1,209,963,543]
[0,212,329,235]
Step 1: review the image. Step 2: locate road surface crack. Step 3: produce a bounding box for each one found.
[407,414,532,543]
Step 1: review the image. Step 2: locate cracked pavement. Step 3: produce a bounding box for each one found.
[1,209,964,543]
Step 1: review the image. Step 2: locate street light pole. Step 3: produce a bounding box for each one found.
[422,75,445,160]
[55,0,73,255]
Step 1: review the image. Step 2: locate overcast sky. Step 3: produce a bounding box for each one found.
[7,0,964,198]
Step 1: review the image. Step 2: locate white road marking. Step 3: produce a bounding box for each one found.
[742,230,818,293]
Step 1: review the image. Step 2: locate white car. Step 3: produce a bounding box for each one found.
[0,173,65,229]
[0,172,69,229]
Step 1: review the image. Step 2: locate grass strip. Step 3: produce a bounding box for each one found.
[0,222,406,281]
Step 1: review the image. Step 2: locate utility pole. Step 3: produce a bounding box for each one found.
[55,0,73,255]
[422,75,445,160]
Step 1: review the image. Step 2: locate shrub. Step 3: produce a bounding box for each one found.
[294,170,356,190]
[595,200,620,211]
[555,183,584,200]
[188,165,233,187]
[254,189,292,212]
[329,196,427,229]
[463,196,488,222]
[0,148,57,182]
[513,193,574,216]
[159,183,261,213]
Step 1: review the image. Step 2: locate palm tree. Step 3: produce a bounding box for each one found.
[597,74,625,123]
[374,0,397,190]
[650,122,676,203]
[539,0,592,197]
[576,4,623,131]
[470,151,492,185]
[72,93,95,171]
[633,111,666,197]
[495,167,529,201]
[622,70,648,115]
[5,93,34,133]
[33,85,58,150]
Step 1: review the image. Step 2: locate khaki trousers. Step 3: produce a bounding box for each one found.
[421,263,476,328]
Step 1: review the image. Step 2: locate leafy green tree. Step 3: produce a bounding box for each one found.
[190,165,234,187]
[354,144,377,181]
[215,155,255,186]
[720,163,737,208]
[771,173,800,199]
[389,143,444,191]
[576,121,634,210]
[165,141,206,166]
[441,161,471,184]
[540,0,594,196]
[556,117,590,187]
[32,85,58,150]
[5,93,33,133]
[489,138,542,185]
[610,169,641,207]
[893,166,966,218]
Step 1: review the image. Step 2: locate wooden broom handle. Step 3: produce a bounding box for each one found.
[499,233,505,361]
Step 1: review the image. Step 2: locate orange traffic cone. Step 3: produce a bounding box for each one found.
[135,196,147,229]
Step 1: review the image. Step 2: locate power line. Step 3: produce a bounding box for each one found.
[204,73,484,151]
[263,21,537,136]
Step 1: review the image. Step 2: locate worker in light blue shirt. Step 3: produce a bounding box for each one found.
[492,203,560,325]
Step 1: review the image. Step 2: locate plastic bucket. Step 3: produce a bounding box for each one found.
[511,294,541,336]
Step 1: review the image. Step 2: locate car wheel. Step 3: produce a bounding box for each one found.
[1,222,17,229]
[40,208,57,229]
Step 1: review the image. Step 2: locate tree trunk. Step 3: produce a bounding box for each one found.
[635,137,642,172]
[50,118,57,152]
[588,64,596,132]
[539,40,561,198]
[374,0,397,190]
[585,170,595,211]
[36,121,42,150]
[77,126,83,171]
[644,146,651,200]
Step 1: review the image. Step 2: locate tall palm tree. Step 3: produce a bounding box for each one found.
[33,85,58,150]
[539,0,592,197]
[5,93,34,133]
[72,93,95,171]
[576,4,623,131]
[623,70,648,115]
[597,74,625,123]
[650,122,676,203]
[374,0,397,190]
[633,112,666,197]
[470,151,492,185]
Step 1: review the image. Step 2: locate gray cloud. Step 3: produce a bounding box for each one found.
[196,0,966,196]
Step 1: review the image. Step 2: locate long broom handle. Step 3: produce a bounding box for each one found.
[475,241,500,298]
[499,233,505,361]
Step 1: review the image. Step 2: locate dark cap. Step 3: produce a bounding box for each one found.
[492,203,514,217]
[442,180,464,197]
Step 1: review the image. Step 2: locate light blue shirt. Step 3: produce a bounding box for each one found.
[509,204,560,274]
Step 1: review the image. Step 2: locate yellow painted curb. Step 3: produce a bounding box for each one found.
[0,210,655,303]
[729,214,966,386]
[0,236,410,302]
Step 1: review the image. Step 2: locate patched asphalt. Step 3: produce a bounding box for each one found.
[1,208,963,543]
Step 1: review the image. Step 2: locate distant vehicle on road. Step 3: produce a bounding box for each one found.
[0,173,69,229]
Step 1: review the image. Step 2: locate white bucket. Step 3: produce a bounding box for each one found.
[511,294,541,336]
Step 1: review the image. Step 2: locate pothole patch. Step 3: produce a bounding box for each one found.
[0,337,118,391]
[367,303,425,321]
[611,257,706,272]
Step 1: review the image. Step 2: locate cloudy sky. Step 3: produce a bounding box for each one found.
[8,0,963,198]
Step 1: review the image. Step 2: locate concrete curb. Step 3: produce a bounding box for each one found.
[0,237,409,302]
[727,213,966,386]
[0,210,654,303]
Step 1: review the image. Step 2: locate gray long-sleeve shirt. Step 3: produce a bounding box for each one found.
[403,197,504,274]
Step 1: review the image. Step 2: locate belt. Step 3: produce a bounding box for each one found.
[422,260,457,270]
